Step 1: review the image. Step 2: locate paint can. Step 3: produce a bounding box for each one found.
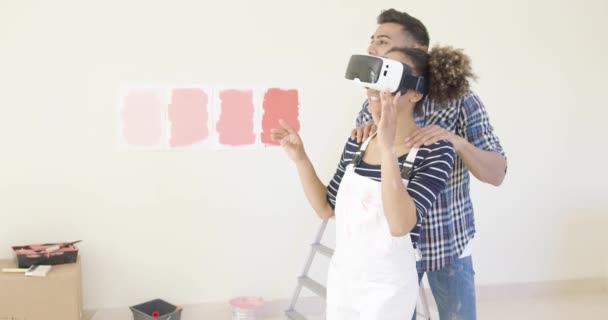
[229,296,264,320]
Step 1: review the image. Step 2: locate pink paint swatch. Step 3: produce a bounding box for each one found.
[216,89,255,146]
[168,88,210,147]
[261,88,300,145]
[121,90,163,147]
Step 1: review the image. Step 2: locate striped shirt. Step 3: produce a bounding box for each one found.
[326,137,455,246]
[356,91,506,271]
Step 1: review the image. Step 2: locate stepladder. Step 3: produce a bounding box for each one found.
[285,219,433,320]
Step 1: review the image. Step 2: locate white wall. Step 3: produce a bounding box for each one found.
[0,0,606,310]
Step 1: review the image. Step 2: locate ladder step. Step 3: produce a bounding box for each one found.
[285,308,308,320]
[312,243,334,257]
[298,276,326,298]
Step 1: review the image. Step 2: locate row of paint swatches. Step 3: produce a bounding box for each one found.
[120,88,300,149]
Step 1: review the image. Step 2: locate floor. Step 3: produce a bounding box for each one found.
[474,292,608,319]
[87,290,608,319]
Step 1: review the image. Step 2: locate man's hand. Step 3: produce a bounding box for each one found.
[351,122,377,143]
[405,125,463,150]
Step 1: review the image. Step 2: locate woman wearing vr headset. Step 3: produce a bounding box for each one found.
[271,46,474,319]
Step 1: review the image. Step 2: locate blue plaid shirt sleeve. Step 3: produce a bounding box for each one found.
[461,93,505,156]
[355,100,372,126]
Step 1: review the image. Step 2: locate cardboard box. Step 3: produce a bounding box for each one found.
[0,257,82,320]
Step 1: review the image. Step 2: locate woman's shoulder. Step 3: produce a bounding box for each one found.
[343,137,363,153]
[418,139,455,157]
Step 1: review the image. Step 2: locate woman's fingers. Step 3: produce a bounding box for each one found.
[392,92,401,106]
[378,91,399,126]
[379,91,388,111]
[279,119,296,134]
[270,128,288,141]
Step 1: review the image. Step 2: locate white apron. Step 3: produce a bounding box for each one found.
[326,134,420,320]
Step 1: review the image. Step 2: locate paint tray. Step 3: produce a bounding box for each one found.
[130,299,182,320]
[12,241,80,268]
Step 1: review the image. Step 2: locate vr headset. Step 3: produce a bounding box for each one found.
[344,54,428,95]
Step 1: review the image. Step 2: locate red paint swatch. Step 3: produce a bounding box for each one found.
[216,89,255,146]
[122,90,163,147]
[168,88,209,147]
[261,88,299,145]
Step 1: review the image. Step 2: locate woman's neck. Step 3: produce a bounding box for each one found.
[364,110,417,164]
[393,110,417,145]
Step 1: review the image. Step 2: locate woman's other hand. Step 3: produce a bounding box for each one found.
[271,119,307,162]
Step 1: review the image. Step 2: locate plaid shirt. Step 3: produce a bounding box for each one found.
[356,91,505,272]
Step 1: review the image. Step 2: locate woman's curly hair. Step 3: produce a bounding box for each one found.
[428,46,476,103]
[389,46,476,104]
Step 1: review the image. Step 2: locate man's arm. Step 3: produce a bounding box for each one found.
[405,93,507,186]
[404,125,506,186]
[451,136,506,186]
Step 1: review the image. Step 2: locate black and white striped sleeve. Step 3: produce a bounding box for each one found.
[326,138,360,209]
[407,140,455,223]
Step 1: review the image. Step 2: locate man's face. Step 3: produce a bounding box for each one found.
[367,22,411,56]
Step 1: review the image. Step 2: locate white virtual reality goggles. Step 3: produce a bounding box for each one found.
[344,54,428,95]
